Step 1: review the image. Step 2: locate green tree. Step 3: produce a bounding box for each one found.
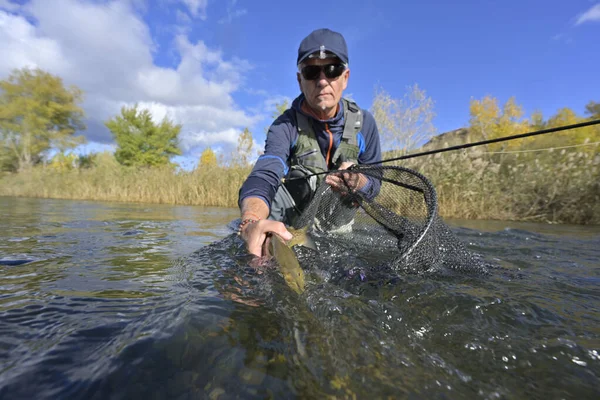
[584,101,600,119]
[77,153,97,169]
[0,67,86,171]
[0,142,18,172]
[105,104,181,167]
[199,147,218,167]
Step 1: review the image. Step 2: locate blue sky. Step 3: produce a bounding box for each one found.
[1,0,599,169]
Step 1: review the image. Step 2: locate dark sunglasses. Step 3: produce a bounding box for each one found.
[300,63,346,81]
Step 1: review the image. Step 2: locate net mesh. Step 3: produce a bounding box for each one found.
[291,165,491,274]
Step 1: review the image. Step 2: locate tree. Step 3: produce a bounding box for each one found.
[584,101,600,119]
[272,100,289,120]
[370,84,436,154]
[0,67,86,171]
[544,107,599,147]
[0,141,18,172]
[264,99,290,136]
[199,147,218,167]
[105,104,181,167]
[468,95,528,151]
[49,151,78,172]
[234,127,253,166]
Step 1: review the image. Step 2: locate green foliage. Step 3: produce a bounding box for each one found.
[77,153,97,169]
[105,104,181,167]
[0,142,18,172]
[585,101,600,119]
[199,147,218,167]
[0,67,86,171]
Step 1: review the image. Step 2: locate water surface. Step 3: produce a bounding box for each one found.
[0,197,598,399]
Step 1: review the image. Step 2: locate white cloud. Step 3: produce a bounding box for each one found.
[218,0,247,24]
[575,3,600,25]
[0,0,258,157]
[0,0,21,12]
[180,0,207,20]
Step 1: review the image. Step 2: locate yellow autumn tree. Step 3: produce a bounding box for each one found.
[468,96,528,151]
[49,152,78,172]
[199,147,218,167]
[543,107,600,150]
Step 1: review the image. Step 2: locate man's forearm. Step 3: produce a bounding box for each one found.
[240,197,270,221]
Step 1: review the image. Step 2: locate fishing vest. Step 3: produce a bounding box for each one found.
[269,98,364,225]
[289,98,363,185]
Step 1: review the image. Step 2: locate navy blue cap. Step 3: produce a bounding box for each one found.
[297,28,349,66]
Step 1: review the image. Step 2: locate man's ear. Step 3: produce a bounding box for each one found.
[342,69,350,90]
[297,72,302,90]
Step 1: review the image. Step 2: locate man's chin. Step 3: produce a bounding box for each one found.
[315,101,334,111]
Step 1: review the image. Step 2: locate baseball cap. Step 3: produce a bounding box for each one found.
[296,28,349,66]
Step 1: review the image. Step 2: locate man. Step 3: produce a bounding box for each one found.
[238,28,382,257]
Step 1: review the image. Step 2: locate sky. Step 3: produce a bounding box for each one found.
[0,0,599,169]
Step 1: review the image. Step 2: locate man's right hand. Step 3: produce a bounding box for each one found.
[240,219,292,257]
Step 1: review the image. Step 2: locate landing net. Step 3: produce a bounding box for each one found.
[292,165,489,274]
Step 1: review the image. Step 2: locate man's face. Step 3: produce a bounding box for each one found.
[297,57,350,116]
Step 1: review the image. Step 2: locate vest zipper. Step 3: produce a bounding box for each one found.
[325,123,333,167]
[296,149,318,159]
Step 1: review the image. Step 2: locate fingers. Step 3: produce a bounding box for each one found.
[326,171,360,193]
[337,161,354,170]
[241,219,291,257]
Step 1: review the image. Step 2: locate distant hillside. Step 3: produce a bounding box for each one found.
[422,128,473,150]
[381,127,475,160]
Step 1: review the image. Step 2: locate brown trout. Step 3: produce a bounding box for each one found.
[264,228,315,294]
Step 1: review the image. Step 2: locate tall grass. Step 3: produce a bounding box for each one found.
[1,145,598,224]
[0,163,251,208]
[401,145,600,224]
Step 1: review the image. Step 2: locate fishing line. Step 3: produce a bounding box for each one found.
[283,118,600,183]
[481,141,600,155]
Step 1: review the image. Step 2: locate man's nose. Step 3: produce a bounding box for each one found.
[316,70,328,87]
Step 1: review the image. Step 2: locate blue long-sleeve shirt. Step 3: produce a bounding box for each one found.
[238,94,382,210]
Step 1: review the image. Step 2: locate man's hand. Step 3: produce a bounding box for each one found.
[325,161,366,193]
[240,219,292,257]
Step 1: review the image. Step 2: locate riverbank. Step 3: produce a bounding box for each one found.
[1,148,598,224]
[0,165,250,208]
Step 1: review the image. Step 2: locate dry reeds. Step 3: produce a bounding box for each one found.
[1,146,598,224]
[0,163,251,208]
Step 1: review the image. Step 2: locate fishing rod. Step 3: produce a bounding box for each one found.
[283,118,600,183]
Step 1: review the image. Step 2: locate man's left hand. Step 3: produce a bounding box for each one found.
[325,161,366,193]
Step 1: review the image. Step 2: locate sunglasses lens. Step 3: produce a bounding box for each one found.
[301,65,321,80]
[324,64,345,79]
[301,64,345,80]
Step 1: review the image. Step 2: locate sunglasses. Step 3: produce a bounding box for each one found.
[300,63,347,81]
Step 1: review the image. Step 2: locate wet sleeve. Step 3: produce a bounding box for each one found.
[357,110,382,200]
[238,113,295,210]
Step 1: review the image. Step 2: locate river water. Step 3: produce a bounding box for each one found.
[0,197,598,399]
